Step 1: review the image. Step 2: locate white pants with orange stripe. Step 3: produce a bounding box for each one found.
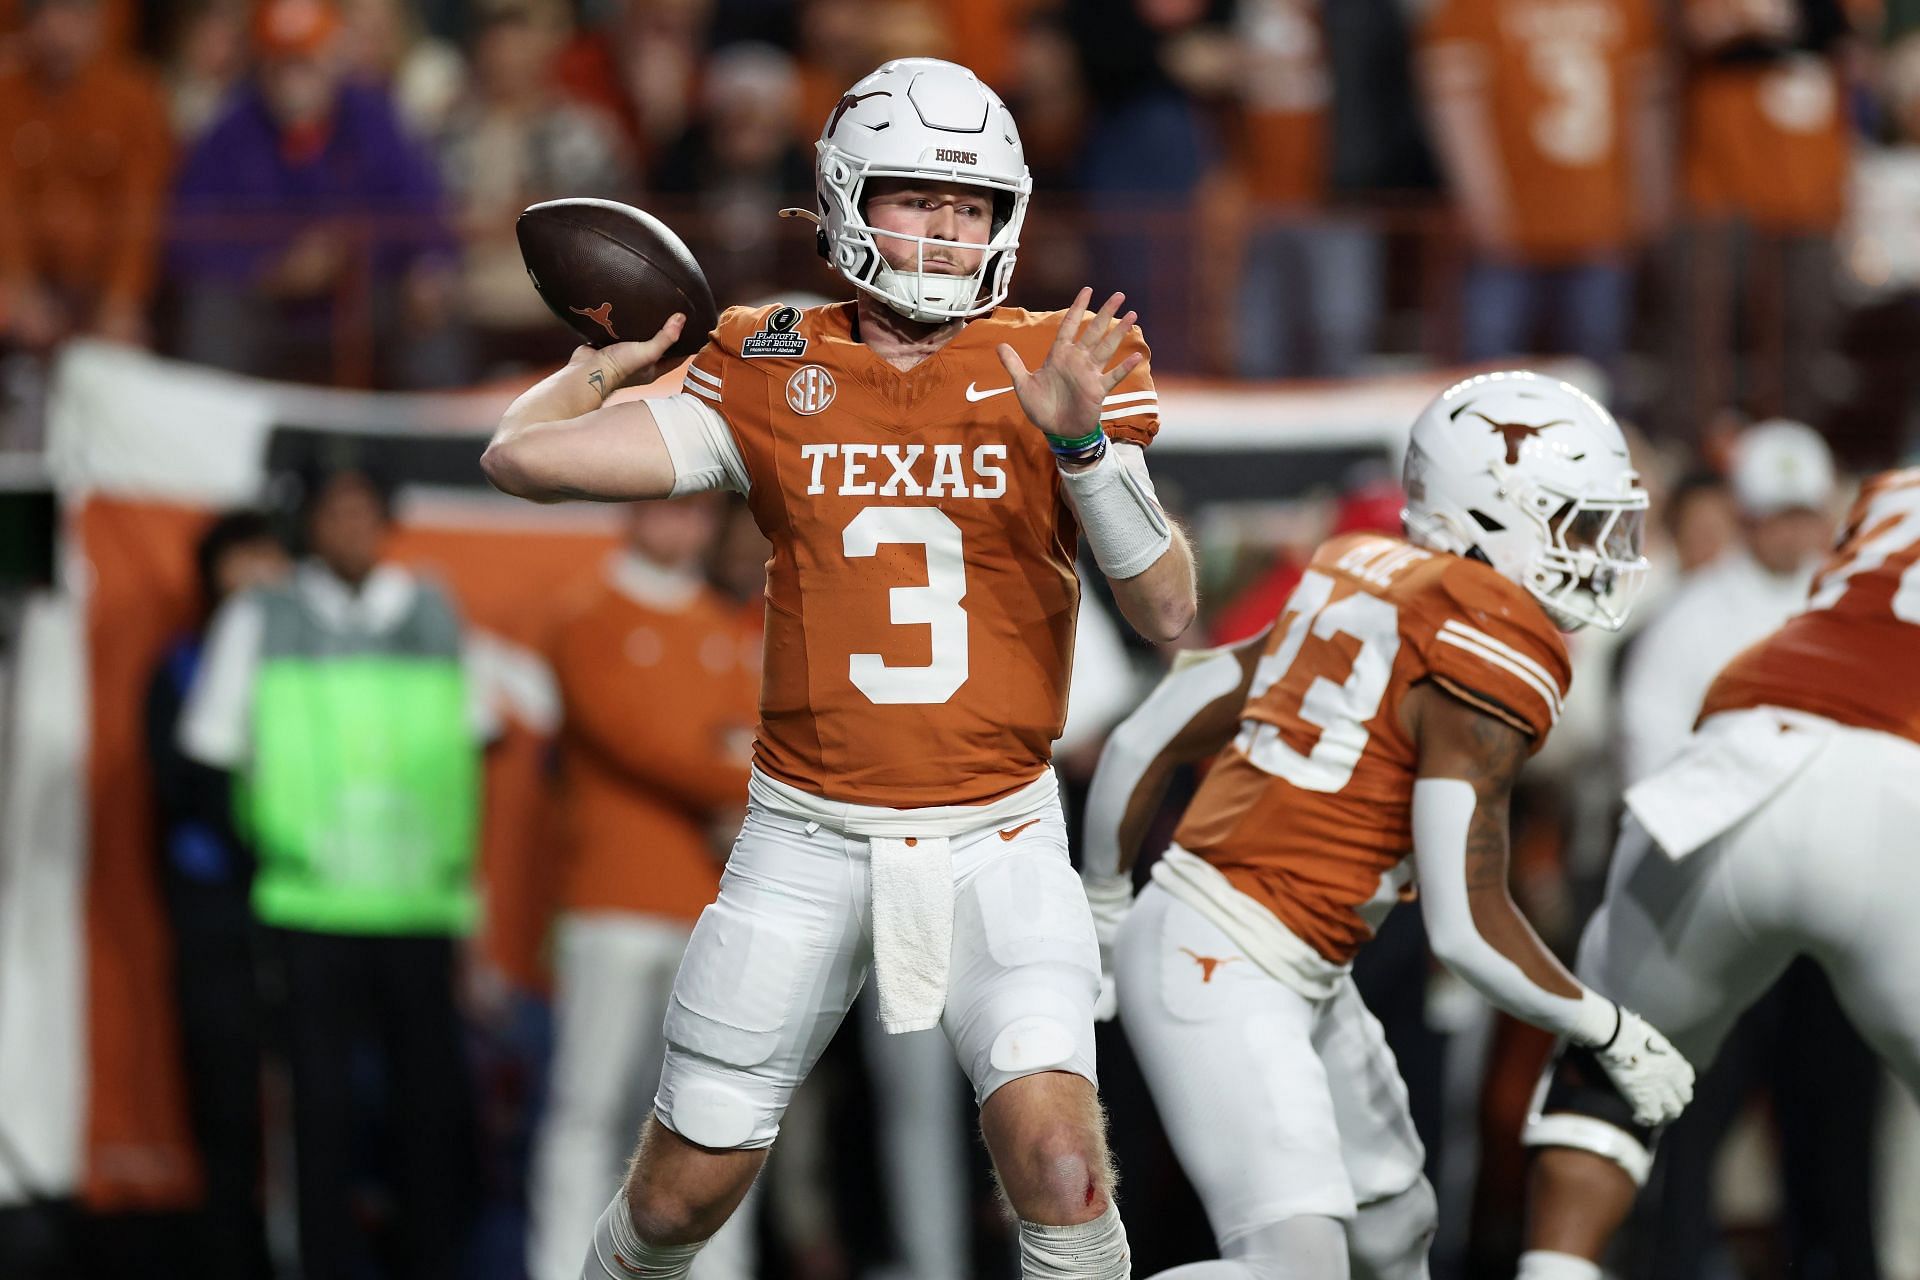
[653,797,1102,1150]
[1115,883,1428,1247]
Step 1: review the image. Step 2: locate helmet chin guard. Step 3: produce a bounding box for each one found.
[1403,371,1650,632]
[812,58,1031,323]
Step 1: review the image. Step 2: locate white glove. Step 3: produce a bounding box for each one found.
[1082,874,1133,1023]
[1592,1004,1696,1127]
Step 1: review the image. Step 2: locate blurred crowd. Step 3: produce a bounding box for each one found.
[7,0,1920,1278]
[2,0,1920,449]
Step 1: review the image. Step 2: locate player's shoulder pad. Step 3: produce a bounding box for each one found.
[1415,553,1571,741]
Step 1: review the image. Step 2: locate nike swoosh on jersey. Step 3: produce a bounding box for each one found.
[965,383,1014,402]
[998,818,1042,842]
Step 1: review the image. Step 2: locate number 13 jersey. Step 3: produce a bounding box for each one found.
[1172,533,1572,964]
[666,301,1161,808]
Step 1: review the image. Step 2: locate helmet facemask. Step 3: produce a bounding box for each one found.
[815,143,1029,323]
[1510,477,1649,632]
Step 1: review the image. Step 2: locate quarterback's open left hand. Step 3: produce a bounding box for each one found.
[1083,873,1132,1022]
[1594,1005,1695,1127]
[997,287,1142,446]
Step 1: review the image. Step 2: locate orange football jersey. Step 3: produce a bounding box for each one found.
[683,301,1160,808]
[1173,533,1572,964]
[1421,0,1659,262]
[1702,470,1920,744]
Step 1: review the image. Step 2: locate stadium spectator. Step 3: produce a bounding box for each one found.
[438,0,629,373]
[1679,0,1857,425]
[1065,0,1231,373]
[1227,0,1381,378]
[162,0,250,140]
[337,0,467,138]
[166,0,461,387]
[144,511,289,1280]
[1418,0,1669,373]
[178,463,493,1280]
[0,0,172,350]
[524,493,760,1280]
[652,42,814,305]
[551,0,712,173]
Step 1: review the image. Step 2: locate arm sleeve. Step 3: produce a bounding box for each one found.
[178,596,265,768]
[1081,643,1249,882]
[1413,777,1618,1045]
[650,391,750,496]
[1099,326,1160,449]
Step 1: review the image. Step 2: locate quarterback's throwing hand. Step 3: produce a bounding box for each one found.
[997,287,1142,447]
[1594,1005,1695,1127]
[570,311,687,400]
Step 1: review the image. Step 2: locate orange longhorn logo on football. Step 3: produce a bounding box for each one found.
[800,441,1009,499]
[569,301,618,340]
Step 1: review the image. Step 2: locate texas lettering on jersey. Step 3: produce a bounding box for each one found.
[1703,469,1920,746]
[1174,533,1572,963]
[683,302,1161,808]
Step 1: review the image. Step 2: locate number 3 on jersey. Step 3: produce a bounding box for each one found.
[842,507,969,704]
[1235,570,1402,792]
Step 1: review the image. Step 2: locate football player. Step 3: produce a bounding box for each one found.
[1515,468,1920,1280]
[482,58,1196,1280]
[1081,373,1695,1279]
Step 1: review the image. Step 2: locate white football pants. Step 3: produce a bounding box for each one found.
[1115,884,1429,1255]
[1581,717,1920,1092]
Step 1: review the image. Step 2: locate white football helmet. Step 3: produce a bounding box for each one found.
[1403,371,1650,631]
[813,58,1031,323]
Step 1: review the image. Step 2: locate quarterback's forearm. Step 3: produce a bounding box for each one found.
[1108,526,1197,643]
[1083,635,1258,881]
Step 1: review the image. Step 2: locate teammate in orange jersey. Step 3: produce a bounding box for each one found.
[1514,468,1920,1280]
[1081,372,1694,1279]
[483,57,1195,1280]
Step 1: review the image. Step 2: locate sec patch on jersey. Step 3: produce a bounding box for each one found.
[516,198,718,360]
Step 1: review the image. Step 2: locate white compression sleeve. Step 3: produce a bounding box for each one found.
[1081,644,1247,883]
[584,1193,704,1279]
[1018,1203,1130,1280]
[1058,443,1172,580]
[1411,779,1617,1046]
[649,393,750,496]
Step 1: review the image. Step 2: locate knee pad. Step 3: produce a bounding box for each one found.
[1018,1202,1130,1280]
[1520,1044,1657,1187]
[1348,1180,1436,1280]
[990,1013,1080,1076]
[652,1064,775,1152]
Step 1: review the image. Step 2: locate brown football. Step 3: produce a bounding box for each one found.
[516,198,718,360]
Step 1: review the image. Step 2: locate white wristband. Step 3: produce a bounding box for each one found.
[1058,446,1172,580]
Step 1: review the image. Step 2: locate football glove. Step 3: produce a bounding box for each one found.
[1593,1004,1696,1128]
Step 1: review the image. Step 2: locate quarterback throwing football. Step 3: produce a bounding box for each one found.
[1082,374,1695,1279]
[484,58,1196,1280]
